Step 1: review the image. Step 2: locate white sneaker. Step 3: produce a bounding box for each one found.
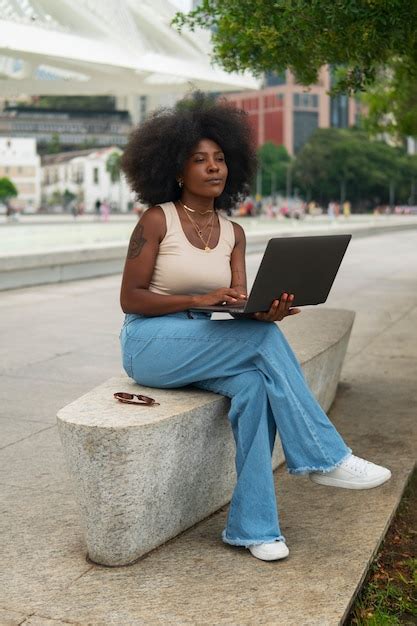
[247,540,289,561]
[309,454,391,489]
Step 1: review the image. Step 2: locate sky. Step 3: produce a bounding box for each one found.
[170,0,192,11]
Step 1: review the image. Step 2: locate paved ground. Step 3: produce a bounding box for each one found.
[1,229,416,624]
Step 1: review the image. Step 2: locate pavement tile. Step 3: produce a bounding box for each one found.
[3,352,123,386]
[0,325,121,374]
[0,427,72,489]
[0,418,53,449]
[365,310,417,359]
[0,483,92,614]
[20,616,82,625]
[0,310,123,374]
[0,377,95,424]
[0,608,31,625]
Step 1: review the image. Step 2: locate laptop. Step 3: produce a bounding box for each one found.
[191,234,351,314]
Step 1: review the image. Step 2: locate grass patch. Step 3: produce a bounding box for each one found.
[346,467,417,625]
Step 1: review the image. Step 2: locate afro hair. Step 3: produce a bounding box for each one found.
[121,91,257,209]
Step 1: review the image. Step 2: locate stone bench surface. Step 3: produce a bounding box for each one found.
[57,308,354,566]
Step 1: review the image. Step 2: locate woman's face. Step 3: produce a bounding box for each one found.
[181,138,228,199]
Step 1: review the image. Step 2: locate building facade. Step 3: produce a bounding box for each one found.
[0,137,41,211]
[0,107,132,153]
[41,147,133,213]
[222,66,361,155]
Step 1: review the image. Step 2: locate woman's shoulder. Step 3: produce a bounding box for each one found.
[217,214,245,248]
[140,205,165,222]
[138,205,167,240]
[228,220,246,243]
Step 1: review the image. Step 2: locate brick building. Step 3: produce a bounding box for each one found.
[222,67,361,155]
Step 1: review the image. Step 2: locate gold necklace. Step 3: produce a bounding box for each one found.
[181,204,215,251]
[180,200,214,215]
[182,205,213,236]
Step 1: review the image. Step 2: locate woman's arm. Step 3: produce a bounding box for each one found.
[230,222,248,296]
[228,222,250,318]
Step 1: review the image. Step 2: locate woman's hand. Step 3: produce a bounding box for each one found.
[254,293,301,322]
[192,287,247,308]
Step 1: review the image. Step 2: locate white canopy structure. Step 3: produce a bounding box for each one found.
[0,0,258,100]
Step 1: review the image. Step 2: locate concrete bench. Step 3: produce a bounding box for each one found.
[57,308,354,566]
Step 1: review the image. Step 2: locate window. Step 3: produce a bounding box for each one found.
[301,93,310,107]
[75,167,84,184]
[294,93,319,109]
[265,71,286,87]
[93,167,99,184]
[330,94,349,128]
[293,111,319,153]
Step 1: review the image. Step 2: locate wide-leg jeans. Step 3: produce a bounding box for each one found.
[120,311,351,546]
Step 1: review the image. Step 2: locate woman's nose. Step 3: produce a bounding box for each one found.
[207,160,219,171]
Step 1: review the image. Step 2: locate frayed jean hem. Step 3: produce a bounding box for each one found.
[287,448,352,475]
[222,529,286,547]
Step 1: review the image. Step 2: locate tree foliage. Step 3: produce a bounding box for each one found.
[106,151,122,184]
[0,177,18,202]
[293,128,417,209]
[63,189,76,208]
[258,142,291,196]
[174,1,417,136]
[174,1,416,92]
[46,132,61,154]
[362,60,417,138]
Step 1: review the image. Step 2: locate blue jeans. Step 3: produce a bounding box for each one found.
[120,311,351,546]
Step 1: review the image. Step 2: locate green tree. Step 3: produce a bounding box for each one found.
[258,142,291,196]
[106,150,123,210]
[174,1,417,136]
[106,151,122,184]
[175,90,217,112]
[47,190,63,207]
[293,128,411,210]
[0,177,18,203]
[396,153,417,205]
[362,60,417,139]
[174,1,416,92]
[62,189,76,210]
[46,132,61,154]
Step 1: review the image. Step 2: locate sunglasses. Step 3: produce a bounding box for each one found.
[113,392,160,406]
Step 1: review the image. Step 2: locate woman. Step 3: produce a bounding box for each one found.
[119,93,391,562]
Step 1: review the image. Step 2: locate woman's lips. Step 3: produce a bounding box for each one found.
[206,178,223,184]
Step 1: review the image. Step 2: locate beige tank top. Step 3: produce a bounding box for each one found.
[148,201,235,296]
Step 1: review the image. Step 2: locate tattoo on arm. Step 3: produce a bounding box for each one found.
[127,223,147,259]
